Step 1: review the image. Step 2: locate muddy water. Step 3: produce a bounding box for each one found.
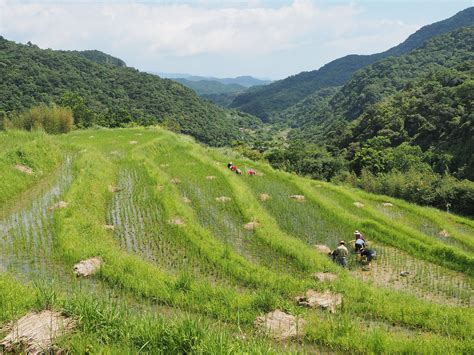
[0,156,73,280]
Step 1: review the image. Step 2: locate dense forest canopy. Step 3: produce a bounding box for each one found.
[0,38,260,146]
[73,50,127,67]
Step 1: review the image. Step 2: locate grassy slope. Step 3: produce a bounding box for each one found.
[0,130,61,211]
[0,127,473,353]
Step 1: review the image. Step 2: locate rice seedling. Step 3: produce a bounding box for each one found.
[1,128,473,354]
[0,155,73,280]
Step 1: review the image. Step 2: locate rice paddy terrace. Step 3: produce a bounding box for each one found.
[1,127,473,353]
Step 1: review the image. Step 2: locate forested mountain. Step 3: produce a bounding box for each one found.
[331,26,474,122]
[258,26,474,215]
[0,38,260,146]
[74,50,127,67]
[286,26,474,178]
[231,7,474,121]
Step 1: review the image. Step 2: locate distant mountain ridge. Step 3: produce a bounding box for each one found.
[155,73,271,88]
[173,78,246,96]
[230,7,474,121]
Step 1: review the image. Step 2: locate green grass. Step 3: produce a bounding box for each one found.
[0,130,62,212]
[1,127,473,353]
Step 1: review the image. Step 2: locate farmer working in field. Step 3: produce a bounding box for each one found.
[353,230,366,253]
[331,241,348,268]
[359,247,376,266]
[354,230,365,241]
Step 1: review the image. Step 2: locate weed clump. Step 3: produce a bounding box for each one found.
[10,105,73,134]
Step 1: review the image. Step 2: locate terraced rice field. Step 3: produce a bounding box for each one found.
[1,127,473,353]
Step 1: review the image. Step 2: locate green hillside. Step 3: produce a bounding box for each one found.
[330,26,474,122]
[0,37,260,146]
[1,127,473,353]
[230,7,473,121]
[74,50,127,67]
[256,26,474,215]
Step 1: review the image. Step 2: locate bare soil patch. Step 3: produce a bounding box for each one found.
[206,175,216,180]
[129,140,138,145]
[353,202,364,208]
[182,196,192,204]
[255,310,305,340]
[171,178,181,184]
[1,310,74,354]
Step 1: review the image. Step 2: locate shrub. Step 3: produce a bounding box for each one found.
[353,168,474,217]
[12,105,73,134]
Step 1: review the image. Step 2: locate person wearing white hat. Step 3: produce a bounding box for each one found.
[353,230,366,253]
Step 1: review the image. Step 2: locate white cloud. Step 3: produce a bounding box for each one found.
[0,1,359,53]
[0,0,420,77]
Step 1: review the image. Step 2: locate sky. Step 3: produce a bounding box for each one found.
[0,0,472,79]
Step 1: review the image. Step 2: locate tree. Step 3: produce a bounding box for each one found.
[59,92,94,128]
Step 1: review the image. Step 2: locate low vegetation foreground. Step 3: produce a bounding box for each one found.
[0,128,473,353]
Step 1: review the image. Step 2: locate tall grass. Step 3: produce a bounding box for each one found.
[0,130,62,211]
[10,105,73,134]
